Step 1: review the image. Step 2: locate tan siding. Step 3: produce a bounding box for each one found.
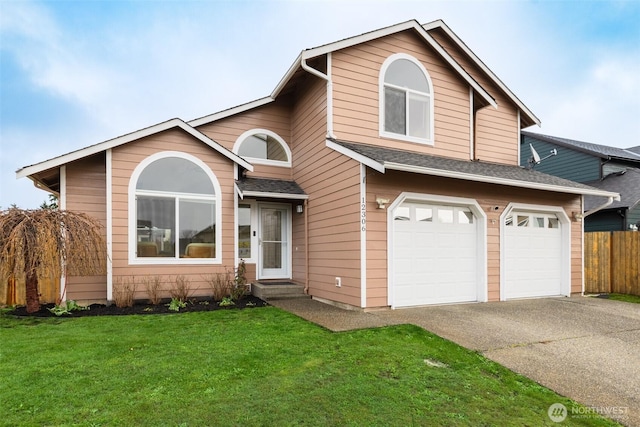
[290,75,362,307]
[429,28,520,165]
[65,154,107,302]
[365,169,582,307]
[196,100,293,180]
[331,31,472,160]
[111,128,238,301]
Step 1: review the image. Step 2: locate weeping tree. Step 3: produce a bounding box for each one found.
[0,207,107,313]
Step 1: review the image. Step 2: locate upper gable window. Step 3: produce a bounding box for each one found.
[128,151,221,265]
[234,129,291,167]
[380,53,434,144]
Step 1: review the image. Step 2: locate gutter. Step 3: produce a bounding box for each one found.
[301,52,336,139]
[583,195,619,218]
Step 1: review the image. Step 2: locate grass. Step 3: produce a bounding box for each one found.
[606,293,640,304]
[0,307,619,427]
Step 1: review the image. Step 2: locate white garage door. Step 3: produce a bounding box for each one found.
[504,211,563,299]
[392,202,478,307]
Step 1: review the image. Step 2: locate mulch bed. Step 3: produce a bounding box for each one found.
[8,296,269,317]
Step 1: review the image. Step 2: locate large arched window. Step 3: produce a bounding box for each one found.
[380,53,434,144]
[128,151,221,264]
[233,129,291,167]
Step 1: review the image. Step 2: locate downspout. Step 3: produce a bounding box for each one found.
[301,53,336,139]
[304,199,309,294]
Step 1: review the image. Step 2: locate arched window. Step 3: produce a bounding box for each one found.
[129,152,221,264]
[380,53,434,144]
[234,129,291,167]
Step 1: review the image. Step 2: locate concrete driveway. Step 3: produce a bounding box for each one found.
[271,296,640,425]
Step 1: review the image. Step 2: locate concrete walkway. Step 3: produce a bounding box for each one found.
[269,296,640,426]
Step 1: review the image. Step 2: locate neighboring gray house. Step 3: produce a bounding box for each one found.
[521,131,640,231]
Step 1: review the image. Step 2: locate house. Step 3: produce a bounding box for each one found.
[16,19,619,309]
[521,131,640,231]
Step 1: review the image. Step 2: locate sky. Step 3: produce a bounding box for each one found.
[1,0,639,209]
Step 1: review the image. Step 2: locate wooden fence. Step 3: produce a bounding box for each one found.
[1,275,60,306]
[584,231,640,296]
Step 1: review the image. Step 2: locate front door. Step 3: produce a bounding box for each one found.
[259,204,290,279]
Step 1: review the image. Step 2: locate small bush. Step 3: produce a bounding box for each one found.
[143,275,163,305]
[113,276,136,308]
[169,275,192,302]
[230,260,248,301]
[203,270,233,301]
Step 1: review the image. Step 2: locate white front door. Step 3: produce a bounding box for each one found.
[258,204,291,279]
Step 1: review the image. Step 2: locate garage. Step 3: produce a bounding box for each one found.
[503,209,564,299]
[391,199,484,307]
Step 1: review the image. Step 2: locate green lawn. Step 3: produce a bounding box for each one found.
[607,293,640,304]
[0,307,619,426]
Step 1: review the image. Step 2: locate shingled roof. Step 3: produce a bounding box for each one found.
[236,177,307,200]
[584,168,640,211]
[521,131,640,162]
[327,139,619,199]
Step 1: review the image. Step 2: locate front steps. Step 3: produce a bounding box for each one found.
[251,281,308,300]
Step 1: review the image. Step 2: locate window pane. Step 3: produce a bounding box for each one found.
[438,207,454,224]
[179,199,215,258]
[408,92,429,139]
[534,217,545,228]
[137,157,214,195]
[517,215,529,227]
[238,133,288,161]
[416,207,433,222]
[136,196,175,257]
[394,206,410,221]
[384,86,406,135]
[548,217,559,229]
[505,215,513,226]
[458,208,474,224]
[238,204,251,259]
[384,59,430,93]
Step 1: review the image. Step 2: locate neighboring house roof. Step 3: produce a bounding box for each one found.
[627,146,640,155]
[236,178,308,200]
[584,168,640,211]
[327,139,620,199]
[16,118,253,191]
[191,19,539,128]
[522,131,640,162]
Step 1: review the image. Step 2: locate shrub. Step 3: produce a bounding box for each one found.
[169,275,192,302]
[203,270,233,301]
[143,275,163,305]
[230,260,248,301]
[113,276,136,308]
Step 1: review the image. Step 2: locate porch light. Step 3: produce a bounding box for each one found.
[296,205,304,214]
[572,212,583,222]
[376,197,389,209]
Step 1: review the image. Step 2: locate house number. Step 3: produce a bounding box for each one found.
[361,197,366,232]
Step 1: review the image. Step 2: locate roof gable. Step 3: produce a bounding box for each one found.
[191,19,540,128]
[17,118,253,179]
[584,168,640,211]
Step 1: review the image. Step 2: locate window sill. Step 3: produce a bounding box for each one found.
[128,258,221,265]
[379,131,434,146]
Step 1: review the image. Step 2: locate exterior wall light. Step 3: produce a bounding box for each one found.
[296,205,304,214]
[376,197,389,209]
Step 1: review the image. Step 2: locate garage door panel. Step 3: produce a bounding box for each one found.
[504,210,563,299]
[392,201,479,307]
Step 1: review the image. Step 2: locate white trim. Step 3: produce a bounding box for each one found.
[59,165,66,301]
[469,87,474,160]
[128,151,222,265]
[232,128,292,167]
[17,118,252,179]
[237,199,257,264]
[325,140,385,173]
[360,164,367,308]
[499,203,571,301]
[106,149,113,301]
[384,162,620,199]
[327,52,335,138]
[387,192,487,308]
[422,19,539,126]
[516,110,521,164]
[239,191,308,200]
[379,53,435,145]
[188,97,274,127]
